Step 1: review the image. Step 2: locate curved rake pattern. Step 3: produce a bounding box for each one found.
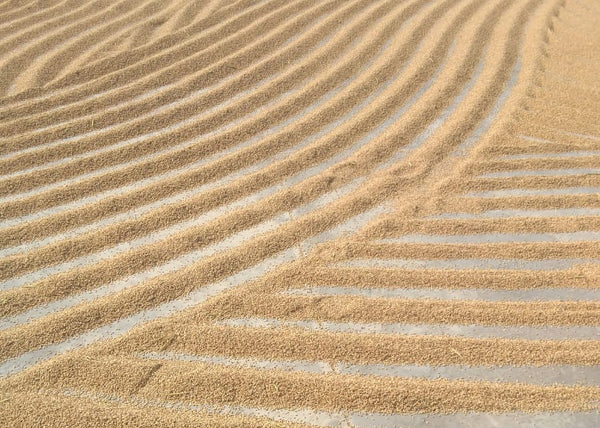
[1,0,599,426]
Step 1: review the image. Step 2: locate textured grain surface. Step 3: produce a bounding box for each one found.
[1,0,599,426]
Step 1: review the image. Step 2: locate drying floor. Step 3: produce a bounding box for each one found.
[0,0,599,426]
